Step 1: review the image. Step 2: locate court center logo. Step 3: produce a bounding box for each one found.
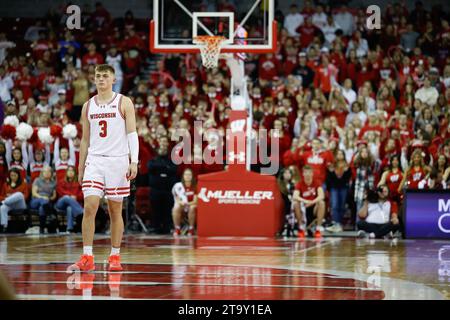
[438,199,450,233]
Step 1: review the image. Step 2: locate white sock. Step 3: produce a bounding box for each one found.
[110,247,120,256]
[83,246,93,256]
[188,226,194,230]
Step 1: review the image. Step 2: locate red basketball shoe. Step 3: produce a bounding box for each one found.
[108,255,123,271]
[71,255,95,272]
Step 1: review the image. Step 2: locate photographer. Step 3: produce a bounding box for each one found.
[357,185,401,239]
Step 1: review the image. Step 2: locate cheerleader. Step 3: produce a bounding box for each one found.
[5,139,28,180]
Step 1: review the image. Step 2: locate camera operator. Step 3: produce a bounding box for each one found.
[357,185,401,239]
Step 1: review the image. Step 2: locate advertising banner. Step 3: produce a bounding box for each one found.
[405,190,450,239]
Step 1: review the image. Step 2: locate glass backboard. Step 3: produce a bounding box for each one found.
[150,0,277,54]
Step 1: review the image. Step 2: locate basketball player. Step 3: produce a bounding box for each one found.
[293,165,326,238]
[70,64,138,272]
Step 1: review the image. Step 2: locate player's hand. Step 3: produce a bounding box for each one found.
[127,162,138,181]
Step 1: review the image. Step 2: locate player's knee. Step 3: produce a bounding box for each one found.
[83,203,98,217]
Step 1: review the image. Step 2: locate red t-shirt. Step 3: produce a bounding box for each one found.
[406,167,426,189]
[82,52,104,66]
[295,180,321,201]
[386,170,403,198]
[300,150,334,185]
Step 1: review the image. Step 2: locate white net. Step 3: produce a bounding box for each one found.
[193,35,227,69]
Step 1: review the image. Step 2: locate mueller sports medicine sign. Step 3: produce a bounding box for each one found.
[198,188,274,205]
[197,169,283,237]
[405,190,450,239]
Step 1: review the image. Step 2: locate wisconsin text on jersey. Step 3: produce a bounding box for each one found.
[90,113,117,120]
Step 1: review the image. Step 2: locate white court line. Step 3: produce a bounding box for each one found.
[12,280,375,291]
[16,270,343,278]
[12,236,109,252]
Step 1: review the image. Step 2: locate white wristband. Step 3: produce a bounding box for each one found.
[127,131,139,163]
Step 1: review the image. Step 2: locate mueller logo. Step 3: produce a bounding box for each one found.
[438,199,450,233]
[198,188,273,205]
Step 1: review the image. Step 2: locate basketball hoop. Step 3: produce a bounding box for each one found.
[193,35,227,69]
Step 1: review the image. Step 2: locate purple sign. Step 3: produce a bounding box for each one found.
[405,191,450,239]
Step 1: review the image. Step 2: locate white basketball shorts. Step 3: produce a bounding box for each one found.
[81,154,130,200]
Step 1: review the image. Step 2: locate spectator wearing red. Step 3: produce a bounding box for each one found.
[355,56,375,89]
[53,137,76,183]
[0,168,29,232]
[293,165,326,238]
[314,54,339,95]
[0,141,7,183]
[297,16,321,48]
[299,138,334,187]
[282,138,300,168]
[28,143,51,183]
[122,28,146,51]
[399,149,431,191]
[378,154,404,204]
[258,54,280,85]
[5,140,28,180]
[15,66,36,101]
[90,2,112,31]
[55,166,83,233]
[82,43,104,67]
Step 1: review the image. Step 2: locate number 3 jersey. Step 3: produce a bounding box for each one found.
[87,92,129,157]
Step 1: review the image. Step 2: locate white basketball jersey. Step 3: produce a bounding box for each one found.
[87,92,128,157]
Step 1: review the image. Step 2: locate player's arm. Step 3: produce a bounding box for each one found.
[121,96,139,181]
[78,102,90,183]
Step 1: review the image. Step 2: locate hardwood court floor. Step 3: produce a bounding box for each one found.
[0,234,448,300]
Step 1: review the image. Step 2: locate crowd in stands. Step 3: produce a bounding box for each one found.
[1,1,450,237]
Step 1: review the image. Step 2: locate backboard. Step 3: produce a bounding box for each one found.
[150,0,277,54]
